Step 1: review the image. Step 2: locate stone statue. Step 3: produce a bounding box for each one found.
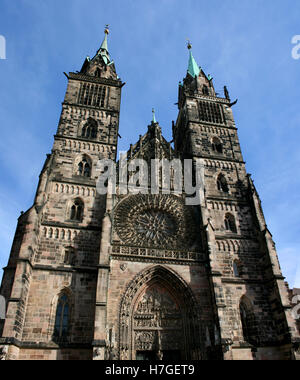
[224,86,230,100]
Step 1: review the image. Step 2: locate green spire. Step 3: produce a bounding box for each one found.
[97,25,110,64]
[152,108,157,123]
[187,41,200,78]
[100,32,108,51]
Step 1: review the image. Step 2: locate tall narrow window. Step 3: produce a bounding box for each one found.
[78,161,84,176]
[239,297,257,346]
[84,162,91,177]
[233,261,240,277]
[64,247,75,265]
[86,126,91,138]
[70,199,84,222]
[91,126,97,139]
[217,174,229,193]
[225,213,237,233]
[54,294,70,339]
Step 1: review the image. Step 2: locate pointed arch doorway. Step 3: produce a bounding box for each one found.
[118,266,203,360]
[134,284,184,361]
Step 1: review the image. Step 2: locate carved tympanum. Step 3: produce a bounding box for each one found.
[133,285,184,352]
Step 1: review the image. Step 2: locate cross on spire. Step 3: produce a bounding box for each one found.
[187,39,192,50]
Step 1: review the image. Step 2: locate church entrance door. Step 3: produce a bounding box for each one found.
[133,284,185,360]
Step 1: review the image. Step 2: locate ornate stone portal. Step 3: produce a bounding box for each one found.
[119,266,204,360]
[134,286,184,360]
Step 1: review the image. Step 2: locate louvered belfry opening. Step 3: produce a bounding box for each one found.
[78,83,107,108]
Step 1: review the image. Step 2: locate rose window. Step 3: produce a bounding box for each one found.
[135,210,177,245]
[113,194,198,249]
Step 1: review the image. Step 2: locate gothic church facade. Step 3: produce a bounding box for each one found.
[0,29,299,360]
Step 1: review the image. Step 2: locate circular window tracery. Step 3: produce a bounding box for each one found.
[113,194,198,249]
[135,210,177,245]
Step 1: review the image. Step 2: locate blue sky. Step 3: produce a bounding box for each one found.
[0,0,299,287]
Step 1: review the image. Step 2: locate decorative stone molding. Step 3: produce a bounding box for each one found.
[53,182,96,198]
[199,125,230,136]
[40,226,97,241]
[112,245,204,264]
[215,239,258,253]
[203,159,237,170]
[208,201,239,212]
[60,138,116,154]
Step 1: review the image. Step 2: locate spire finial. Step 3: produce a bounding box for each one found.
[187,39,192,50]
[152,108,157,124]
[104,24,109,35]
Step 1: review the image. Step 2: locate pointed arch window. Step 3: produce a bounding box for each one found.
[81,119,98,140]
[239,297,258,346]
[54,294,70,339]
[70,199,84,222]
[225,213,237,233]
[77,157,91,178]
[217,174,229,193]
[212,137,223,153]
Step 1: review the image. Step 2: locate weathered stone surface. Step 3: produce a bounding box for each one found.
[0,35,298,361]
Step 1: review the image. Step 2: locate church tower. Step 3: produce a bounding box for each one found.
[0,33,299,361]
[173,42,299,360]
[0,27,124,360]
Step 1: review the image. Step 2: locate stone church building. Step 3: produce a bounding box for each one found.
[0,28,299,360]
